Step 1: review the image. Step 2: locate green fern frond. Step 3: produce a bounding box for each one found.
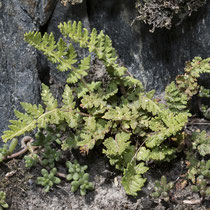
[61,85,79,128]
[2,103,44,142]
[165,81,188,112]
[2,116,36,143]
[58,21,89,48]
[89,28,98,52]
[102,81,118,100]
[139,95,161,116]
[2,85,62,142]
[81,94,107,109]
[102,105,132,121]
[122,162,147,196]
[77,120,112,152]
[176,57,210,98]
[24,32,78,72]
[136,146,150,161]
[103,132,131,156]
[149,145,176,161]
[104,35,117,66]
[66,55,90,83]
[77,81,101,98]
[20,103,44,118]
[123,76,144,89]
[41,84,58,110]
[146,112,189,148]
[62,85,75,108]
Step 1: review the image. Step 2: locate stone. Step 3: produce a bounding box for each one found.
[0,0,56,138]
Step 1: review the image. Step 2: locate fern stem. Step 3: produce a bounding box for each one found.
[81,78,92,93]
[130,138,148,164]
[61,108,92,117]
[76,111,91,117]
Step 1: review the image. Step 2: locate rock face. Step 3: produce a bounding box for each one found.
[0,0,210,136]
[0,0,56,138]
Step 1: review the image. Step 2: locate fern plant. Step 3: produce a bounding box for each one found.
[2,21,210,196]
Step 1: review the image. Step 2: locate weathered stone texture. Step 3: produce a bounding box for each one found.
[0,0,56,137]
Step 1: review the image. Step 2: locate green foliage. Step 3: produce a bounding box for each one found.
[186,131,210,186]
[66,160,94,195]
[0,145,9,162]
[122,162,148,196]
[191,175,210,197]
[176,57,210,99]
[164,82,188,113]
[0,138,18,162]
[33,128,62,168]
[199,86,210,98]
[191,131,210,156]
[198,86,210,119]
[151,175,174,202]
[24,154,39,168]
[2,21,210,196]
[37,168,61,192]
[0,191,8,209]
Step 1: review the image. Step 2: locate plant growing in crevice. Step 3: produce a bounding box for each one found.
[1,20,210,196]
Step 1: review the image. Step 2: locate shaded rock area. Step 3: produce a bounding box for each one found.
[0,0,56,137]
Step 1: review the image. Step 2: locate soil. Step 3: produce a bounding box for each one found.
[0,119,209,210]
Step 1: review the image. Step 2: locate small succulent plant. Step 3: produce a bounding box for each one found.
[199,160,210,178]
[0,191,8,209]
[24,154,39,168]
[66,160,94,195]
[151,175,174,202]
[34,128,62,168]
[41,146,61,168]
[37,168,61,192]
[0,138,18,162]
[191,175,210,197]
[0,145,9,162]
[187,157,210,184]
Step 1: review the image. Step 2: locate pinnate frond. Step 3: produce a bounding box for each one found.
[122,162,148,196]
[103,132,131,156]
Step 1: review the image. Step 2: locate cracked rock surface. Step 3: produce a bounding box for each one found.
[0,0,56,138]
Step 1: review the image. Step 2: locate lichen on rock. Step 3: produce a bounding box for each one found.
[135,0,207,32]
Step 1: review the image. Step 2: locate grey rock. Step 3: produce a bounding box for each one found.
[0,0,56,138]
